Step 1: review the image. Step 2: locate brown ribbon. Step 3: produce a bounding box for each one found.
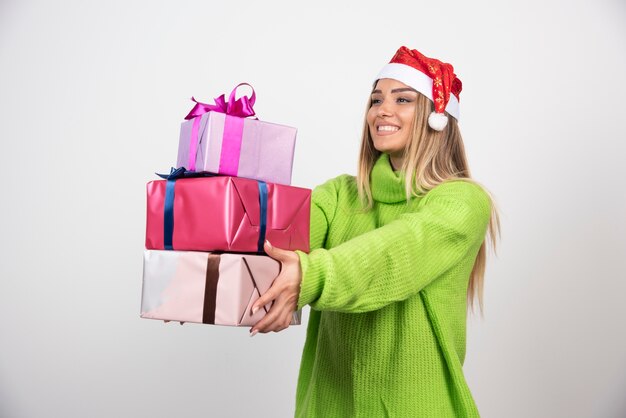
[243,257,268,304]
[202,254,221,324]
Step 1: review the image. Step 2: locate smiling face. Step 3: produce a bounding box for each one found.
[367,78,419,169]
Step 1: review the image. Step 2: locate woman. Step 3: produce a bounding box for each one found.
[250,46,499,417]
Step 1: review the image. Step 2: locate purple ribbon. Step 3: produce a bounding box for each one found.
[184,83,256,173]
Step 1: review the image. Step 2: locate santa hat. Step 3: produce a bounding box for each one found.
[375,46,462,131]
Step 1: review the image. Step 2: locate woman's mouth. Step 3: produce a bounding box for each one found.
[376,125,400,135]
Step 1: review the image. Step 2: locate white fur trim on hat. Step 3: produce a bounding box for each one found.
[376,63,460,120]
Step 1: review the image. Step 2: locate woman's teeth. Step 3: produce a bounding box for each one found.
[378,125,399,132]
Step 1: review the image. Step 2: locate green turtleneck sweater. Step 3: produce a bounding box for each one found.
[294,154,491,417]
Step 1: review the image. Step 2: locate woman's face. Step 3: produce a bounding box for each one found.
[367,78,418,166]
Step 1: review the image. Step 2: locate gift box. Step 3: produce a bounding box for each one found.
[145,174,311,253]
[178,84,296,185]
[140,250,301,327]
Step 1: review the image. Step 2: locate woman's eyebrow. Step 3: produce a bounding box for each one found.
[371,88,418,94]
[392,88,418,93]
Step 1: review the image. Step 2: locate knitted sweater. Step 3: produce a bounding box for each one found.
[294,153,491,418]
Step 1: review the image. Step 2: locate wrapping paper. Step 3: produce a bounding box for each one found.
[145,175,310,253]
[177,111,297,185]
[140,250,301,326]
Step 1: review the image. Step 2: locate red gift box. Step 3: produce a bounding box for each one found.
[145,175,310,253]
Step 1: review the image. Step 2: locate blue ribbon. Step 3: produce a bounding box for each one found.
[164,178,176,250]
[158,167,268,253]
[159,167,192,250]
[257,181,268,253]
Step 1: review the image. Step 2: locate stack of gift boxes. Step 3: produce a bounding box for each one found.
[141,84,310,327]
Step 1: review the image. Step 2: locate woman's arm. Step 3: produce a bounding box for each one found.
[297,180,491,313]
[251,180,490,333]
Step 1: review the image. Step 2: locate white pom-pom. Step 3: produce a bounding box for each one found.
[428,112,448,131]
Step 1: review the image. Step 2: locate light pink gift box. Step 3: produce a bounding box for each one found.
[145,175,311,253]
[140,250,301,326]
[177,111,297,185]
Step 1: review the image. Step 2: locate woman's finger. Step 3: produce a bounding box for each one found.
[251,293,294,334]
[250,304,282,335]
[250,281,281,315]
[254,308,292,335]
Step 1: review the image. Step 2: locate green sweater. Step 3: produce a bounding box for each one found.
[294,153,491,417]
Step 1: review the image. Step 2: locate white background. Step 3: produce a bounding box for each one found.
[1,1,625,417]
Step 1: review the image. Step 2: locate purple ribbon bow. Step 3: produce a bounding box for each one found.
[184,83,257,172]
[185,83,256,120]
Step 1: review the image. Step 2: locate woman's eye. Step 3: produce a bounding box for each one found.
[370,98,382,105]
[397,97,412,103]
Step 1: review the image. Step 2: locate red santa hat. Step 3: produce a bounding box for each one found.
[375,46,462,131]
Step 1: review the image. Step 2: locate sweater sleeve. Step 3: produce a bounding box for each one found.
[296,180,492,313]
[307,176,343,251]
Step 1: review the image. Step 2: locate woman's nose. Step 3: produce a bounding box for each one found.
[378,101,393,117]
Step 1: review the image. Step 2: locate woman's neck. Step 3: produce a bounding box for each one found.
[389,154,404,172]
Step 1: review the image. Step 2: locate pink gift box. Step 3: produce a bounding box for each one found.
[177,111,297,185]
[145,175,310,253]
[140,250,301,327]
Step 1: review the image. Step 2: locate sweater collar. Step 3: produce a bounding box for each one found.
[371,153,408,203]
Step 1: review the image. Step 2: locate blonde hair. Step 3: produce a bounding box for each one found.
[357,91,500,313]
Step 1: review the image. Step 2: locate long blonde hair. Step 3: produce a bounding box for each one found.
[357,91,500,313]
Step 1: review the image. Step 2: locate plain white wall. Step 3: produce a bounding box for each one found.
[1,0,625,417]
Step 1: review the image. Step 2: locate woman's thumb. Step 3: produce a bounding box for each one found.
[264,240,290,261]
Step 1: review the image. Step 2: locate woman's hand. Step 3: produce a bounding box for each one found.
[250,240,302,336]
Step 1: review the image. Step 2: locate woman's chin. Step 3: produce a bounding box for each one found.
[373,143,401,155]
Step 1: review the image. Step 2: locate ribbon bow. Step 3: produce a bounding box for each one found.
[184,83,257,120]
[156,166,217,180]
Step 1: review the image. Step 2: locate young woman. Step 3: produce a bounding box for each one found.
[250,46,499,418]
